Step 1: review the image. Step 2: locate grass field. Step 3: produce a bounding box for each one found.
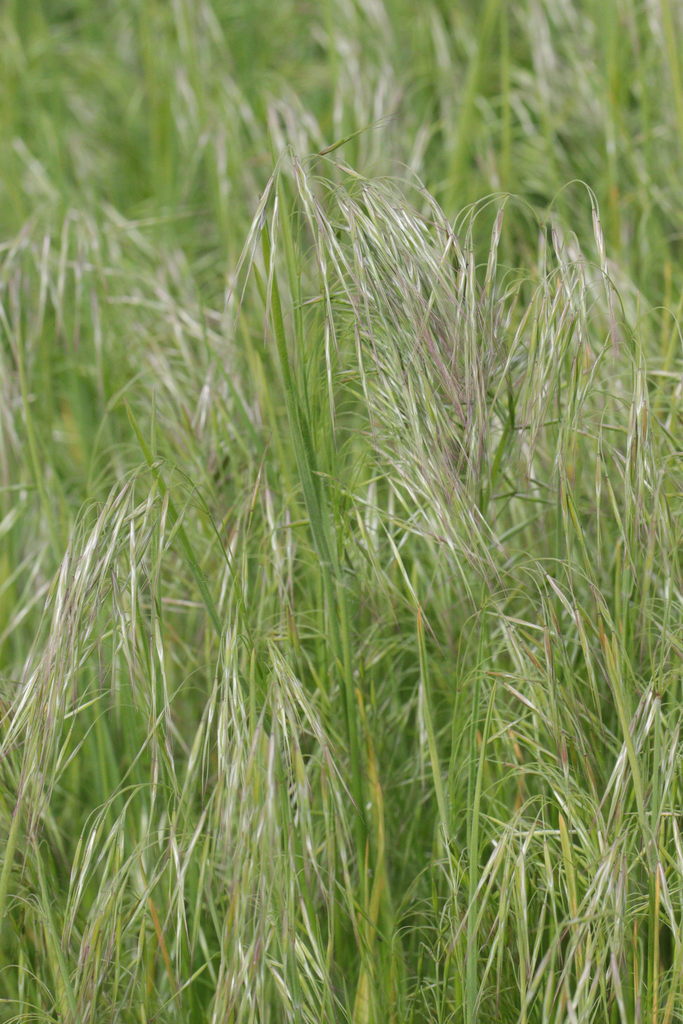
[0,1,682,1021]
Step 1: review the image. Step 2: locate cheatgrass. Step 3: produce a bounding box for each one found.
[0,1,681,1022]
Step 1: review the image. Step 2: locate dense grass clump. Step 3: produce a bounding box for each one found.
[0,2,681,1022]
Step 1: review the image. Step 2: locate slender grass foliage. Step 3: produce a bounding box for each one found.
[0,2,681,1022]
